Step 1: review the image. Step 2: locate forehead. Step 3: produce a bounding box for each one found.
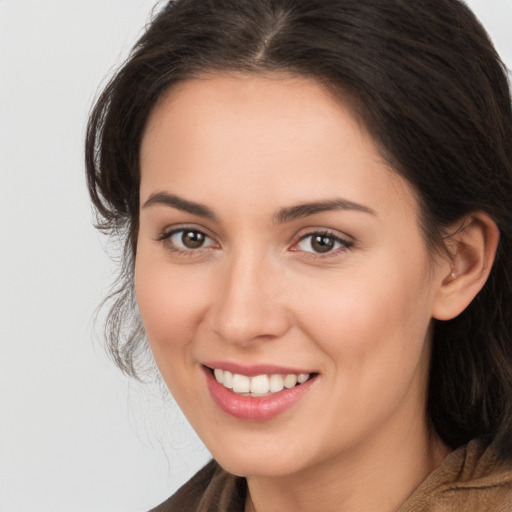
[140,73,416,219]
[141,73,372,172]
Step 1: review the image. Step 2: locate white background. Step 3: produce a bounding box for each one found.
[0,1,511,511]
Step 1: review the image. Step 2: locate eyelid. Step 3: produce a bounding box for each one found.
[154,224,353,258]
[156,224,219,252]
[290,228,354,256]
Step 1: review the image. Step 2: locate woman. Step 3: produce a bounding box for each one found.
[85,0,512,510]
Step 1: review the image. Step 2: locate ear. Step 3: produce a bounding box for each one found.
[432,212,500,321]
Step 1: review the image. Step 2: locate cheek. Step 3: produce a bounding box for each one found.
[291,254,433,397]
[134,252,211,369]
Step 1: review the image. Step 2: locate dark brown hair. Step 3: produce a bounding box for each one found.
[86,0,512,459]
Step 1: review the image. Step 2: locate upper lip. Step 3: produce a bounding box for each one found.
[202,361,316,377]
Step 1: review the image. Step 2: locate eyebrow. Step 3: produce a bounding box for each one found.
[274,199,376,224]
[142,191,376,223]
[142,192,217,219]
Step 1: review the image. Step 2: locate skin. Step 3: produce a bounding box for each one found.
[136,74,464,512]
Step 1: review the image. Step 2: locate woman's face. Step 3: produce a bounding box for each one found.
[136,74,449,478]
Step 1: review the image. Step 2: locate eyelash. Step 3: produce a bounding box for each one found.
[156,227,216,256]
[156,227,354,258]
[293,231,354,258]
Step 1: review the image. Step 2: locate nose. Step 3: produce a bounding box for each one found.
[209,250,291,346]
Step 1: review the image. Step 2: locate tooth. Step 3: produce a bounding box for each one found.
[232,373,250,393]
[297,373,310,384]
[220,371,309,394]
[250,375,270,394]
[214,369,223,384]
[284,374,298,389]
[223,371,234,389]
[269,374,284,393]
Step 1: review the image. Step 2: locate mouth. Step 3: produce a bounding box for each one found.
[202,363,319,420]
[208,367,313,397]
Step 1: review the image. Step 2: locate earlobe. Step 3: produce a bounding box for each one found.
[432,213,500,321]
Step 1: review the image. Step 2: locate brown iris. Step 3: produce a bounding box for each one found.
[181,230,206,249]
[311,234,335,253]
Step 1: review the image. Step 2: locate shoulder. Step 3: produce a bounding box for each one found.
[148,460,246,512]
[399,439,512,511]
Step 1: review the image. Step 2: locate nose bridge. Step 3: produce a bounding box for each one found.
[211,245,290,345]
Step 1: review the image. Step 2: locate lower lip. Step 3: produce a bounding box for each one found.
[203,366,317,421]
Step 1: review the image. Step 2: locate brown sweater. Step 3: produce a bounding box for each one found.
[150,439,512,512]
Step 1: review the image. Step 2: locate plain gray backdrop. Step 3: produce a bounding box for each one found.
[0,1,511,511]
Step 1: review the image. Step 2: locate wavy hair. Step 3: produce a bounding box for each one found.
[86,0,512,458]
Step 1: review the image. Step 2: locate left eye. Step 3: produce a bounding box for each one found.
[295,233,349,254]
[166,229,216,250]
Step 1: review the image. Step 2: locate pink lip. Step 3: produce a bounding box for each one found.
[202,365,317,422]
[203,361,313,377]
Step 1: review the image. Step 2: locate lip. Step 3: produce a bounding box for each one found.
[202,364,318,421]
[203,361,314,377]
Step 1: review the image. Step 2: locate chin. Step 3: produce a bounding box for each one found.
[216,453,303,479]
[203,431,317,478]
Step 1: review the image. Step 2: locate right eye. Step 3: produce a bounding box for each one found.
[159,228,217,252]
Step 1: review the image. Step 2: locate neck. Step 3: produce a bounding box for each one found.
[245,417,450,512]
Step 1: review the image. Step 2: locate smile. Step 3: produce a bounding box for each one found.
[203,364,318,421]
[213,368,311,396]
